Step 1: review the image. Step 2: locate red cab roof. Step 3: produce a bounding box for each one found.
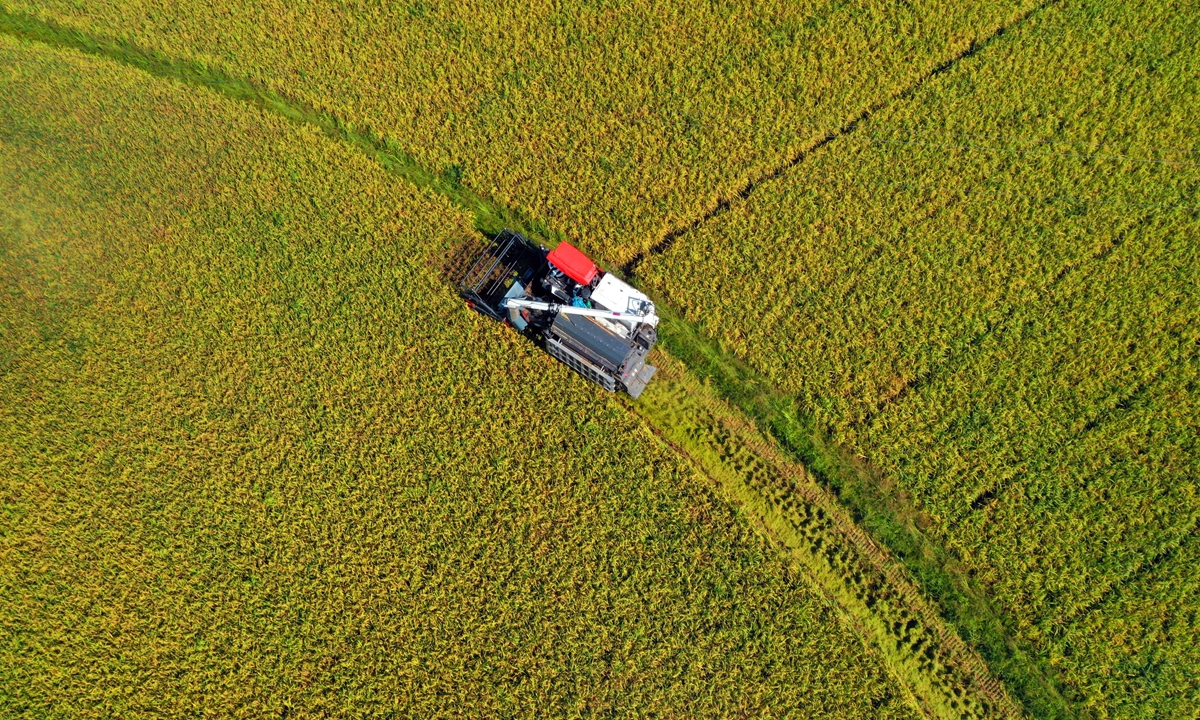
[546,242,599,286]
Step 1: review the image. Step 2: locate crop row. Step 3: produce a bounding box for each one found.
[641,0,1196,430]
[8,0,1041,266]
[862,208,1199,719]
[638,0,1199,716]
[0,36,917,717]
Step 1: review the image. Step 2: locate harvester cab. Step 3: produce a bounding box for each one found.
[459,229,659,399]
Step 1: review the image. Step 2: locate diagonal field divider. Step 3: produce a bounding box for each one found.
[631,357,1028,719]
[0,4,1074,717]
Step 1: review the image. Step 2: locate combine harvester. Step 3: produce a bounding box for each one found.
[460,230,659,398]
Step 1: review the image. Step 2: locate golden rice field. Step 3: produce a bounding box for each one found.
[2,0,1197,717]
[6,0,1041,265]
[640,0,1199,716]
[0,35,920,718]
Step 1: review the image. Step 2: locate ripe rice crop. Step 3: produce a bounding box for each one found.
[6,0,1041,266]
[1052,525,1200,718]
[638,0,1199,716]
[0,36,920,717]
[7,0,1196,716]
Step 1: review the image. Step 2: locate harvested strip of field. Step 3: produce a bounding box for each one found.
[0,36,920,717]
[634,354,1023,719]
[638,0,1199,716]
[6,0,1042,265]
[0,14,1026,717]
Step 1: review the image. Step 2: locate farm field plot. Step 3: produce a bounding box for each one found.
[638,0,1199,716]
[1052,522,1200,718]
[0,37,921,717]
[862,211,1200,718]
[5,0,1041,265]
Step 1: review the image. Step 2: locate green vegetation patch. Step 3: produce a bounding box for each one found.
[635,356,1024,719]
[0,36,918,717]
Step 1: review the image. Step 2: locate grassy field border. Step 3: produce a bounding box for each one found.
[0,5,1078,717]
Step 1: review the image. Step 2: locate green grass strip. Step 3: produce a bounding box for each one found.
[649,302,1077,719]
[629,355,1031,719]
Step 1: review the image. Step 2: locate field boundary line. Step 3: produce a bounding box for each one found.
[620,0,1064,278]
[682,390,1016,710]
